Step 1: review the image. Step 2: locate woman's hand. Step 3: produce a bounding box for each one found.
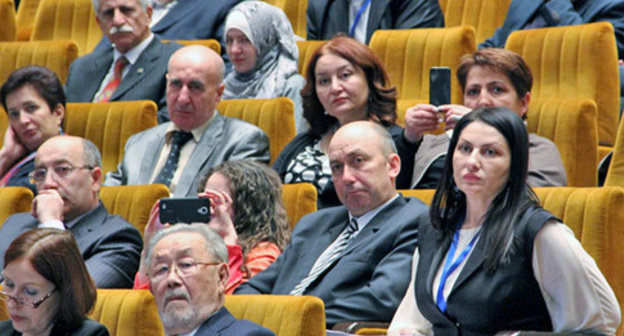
[404,104,442,143]
[437,104,472,131]
[199,190,238,245]
[0,127,27,175]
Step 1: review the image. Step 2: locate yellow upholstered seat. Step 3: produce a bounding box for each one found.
[0,40,78,85]
[439,0,511,44]
[0,0,16,41]
[15,0,40,40]
[164,39,220,54]
[218,97,296,164]
[605,118,624,188]
[505,22,619,146]
[225,295,326,336]
[88,289,164,336]
[63,101,158,176]
[100,184,170,237]
[527,99,599,187]
[296,39,325,76]
[282,182,317,230]
[0,186,33,225]
[30,0,102,56]
[400,186,624,336]
[369,26,476,102]
[263,0,307,38]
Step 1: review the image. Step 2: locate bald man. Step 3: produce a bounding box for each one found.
[0,136,142,288]
[104,46,270,197]
[236,121,427,327]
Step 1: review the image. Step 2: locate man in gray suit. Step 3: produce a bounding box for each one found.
[103,45,270,197]
[0,136,142,288]
[65,0,181,123]
[236,121,427,327]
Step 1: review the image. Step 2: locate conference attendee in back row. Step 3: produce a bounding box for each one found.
[307,0,444,44]
[0,135,143,288]
[104,45,270,197]
[237,121,428,328]
[65,0,181,123]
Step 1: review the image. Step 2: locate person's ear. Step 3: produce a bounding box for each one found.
[519,92,530,117]
[387,153,401,179]
[217,262,229,289]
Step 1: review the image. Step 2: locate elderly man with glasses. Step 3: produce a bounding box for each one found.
[146,224,274,336]
[0,135,142,289]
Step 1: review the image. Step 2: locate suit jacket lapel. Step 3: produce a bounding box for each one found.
[87,50,114,101]
[503,0,545,31]
[195,307,235,335]
[110,37,161,101]
[174,113,223,196]
[366,0,387,42]
[446,235,486,295]
[69,203,107,238]
[139,126,167,184]
[425,236,452,298]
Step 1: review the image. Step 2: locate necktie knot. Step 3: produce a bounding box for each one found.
[114,56,129,78]
[171,130,193,146]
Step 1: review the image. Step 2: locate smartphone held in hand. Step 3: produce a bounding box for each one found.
[159,197,211,224]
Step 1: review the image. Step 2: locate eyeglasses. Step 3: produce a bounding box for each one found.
[0,277,57,309]
[148,259,221,281]
[28,164,93,184]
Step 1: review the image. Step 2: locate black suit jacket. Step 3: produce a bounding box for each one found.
[194,307,275,336]
[0,319,109,336]
[65,36,181,123]
[236,196,427,327]
[0,203,142,289]
[306,0,444,43]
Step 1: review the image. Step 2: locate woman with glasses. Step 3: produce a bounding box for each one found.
[0,229,108,336]
[0,66,65,195]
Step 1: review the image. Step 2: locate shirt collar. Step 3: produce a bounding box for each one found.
[349,193,399,231]
[165,111,218,143]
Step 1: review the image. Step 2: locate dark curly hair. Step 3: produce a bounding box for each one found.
[0,65,66,112]
[198,160,289,257]
[301,35,397,137]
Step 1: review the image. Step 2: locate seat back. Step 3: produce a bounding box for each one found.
[0,186,33,226]
[605,119,624,188]
[164,39,220,54]
[217,97,296,164]
[263,0,307,38]
[282,182,317,230]
[100,184,170,237]
[15,0,40,40]
[0,40,78,85]
[30,0,102,56]
[440,0,511,44]
[88,289,164,336]
[401,186,624,335]
[296,39,325,76]
[369,26,476,102]
[63,101,158,176]
[0,0,16,41]
[505,22,619,146]
[527,99,598,187]
[225,294,326,336]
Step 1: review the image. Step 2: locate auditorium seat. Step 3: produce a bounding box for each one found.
[505,22,619,146]
[369,26,476,103]
[0,0,16,41]
[15,0,40,40]
[0,186,34,228]
[30,0,102,56]
[89,289,164,336]
[439,0,511,44]
[604,117,624,188]
[225,295,326,336]
[296,39,325,75]
[218,97,296,165]
[0,40,78,85]
[164,39,220,54]
[282,182,317,230]
[100,184,170,237]
[62,101,158,176]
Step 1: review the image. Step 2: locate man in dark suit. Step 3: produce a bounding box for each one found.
[0,135,142,288]
[306,0,444,44]
[65,0,181,123]
[236,121,428,327]
[103,45,270,197]
[146,224,275,336]
[479,0,624,58]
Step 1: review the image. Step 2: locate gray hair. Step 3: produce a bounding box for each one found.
[368,122,397,156]
[143,224,228,268]
[81,138,102,168]
[92,0,150,17]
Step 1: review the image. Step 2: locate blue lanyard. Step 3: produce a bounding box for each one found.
[349,0,372,37]
[435,225,481,313]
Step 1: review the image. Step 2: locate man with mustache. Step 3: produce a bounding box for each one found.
[65,0,181,123]
[146,224,275,336]
[0,135,143,288]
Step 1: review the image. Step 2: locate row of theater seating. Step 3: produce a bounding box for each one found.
[0,184,622,335]
[0,0,514,47]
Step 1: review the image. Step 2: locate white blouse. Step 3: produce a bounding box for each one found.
[387,221,621,336]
